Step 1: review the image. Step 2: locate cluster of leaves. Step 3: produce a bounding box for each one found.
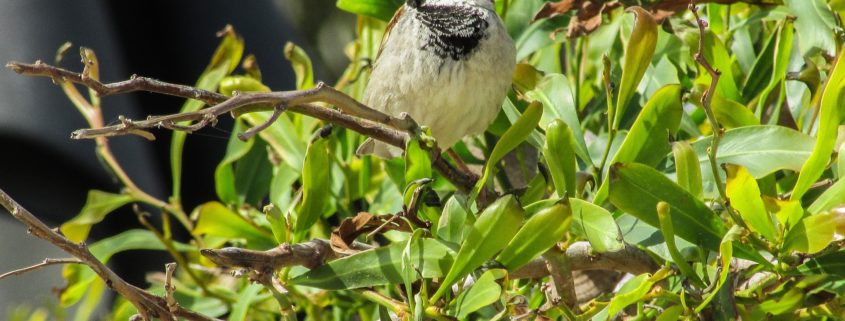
[10,0,845,320]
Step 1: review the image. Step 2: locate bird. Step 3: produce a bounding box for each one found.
[356,0,516,158]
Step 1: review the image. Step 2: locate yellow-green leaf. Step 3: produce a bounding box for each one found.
[543,119,577,197]
[60,190,134,242]
[673,141,703,199]
[497,199,572,270]
[783,211,843,254]
[725,164,778,241]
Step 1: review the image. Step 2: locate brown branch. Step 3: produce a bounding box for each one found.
[0,188,220,321]
[510,242,660,279]
[201,240,658,282]
[0,258,83,281]
[5,61,477,191]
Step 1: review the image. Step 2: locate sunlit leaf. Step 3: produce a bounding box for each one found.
[497,199,571,270]
[448,270,502,319]
[193,201,276,249]
[725,164,778,242]
[543,119,577,197]
[808,179,845,214]
[783,211,842,254]
[336,0,403,21]
[570,198,623,253]
[792,49,845,200]
[784,0,837,57]
[673,141,703,199]
[437,196,471,244]
[524,74,591,164]
[291,238,455,289]
[293,134,332,234]
[431,195,524,302]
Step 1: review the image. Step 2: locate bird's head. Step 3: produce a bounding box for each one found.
[406,0,495,10]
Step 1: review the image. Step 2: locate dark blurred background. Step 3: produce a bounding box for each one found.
[0,0,354,315]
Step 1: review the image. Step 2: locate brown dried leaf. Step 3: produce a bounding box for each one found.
[330,212,410,255]
[533,0,579,21]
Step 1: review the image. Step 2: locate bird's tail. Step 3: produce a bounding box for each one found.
[356,138,403,159]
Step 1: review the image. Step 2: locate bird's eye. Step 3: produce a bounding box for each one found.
[407,0,423,8]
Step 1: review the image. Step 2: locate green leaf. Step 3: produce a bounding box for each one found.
[171,27,243,200]
[543,119,577,197]
[215,120,254,205]
[808,179,845,214]
[614,7,658,129]
[570,198,624,253]
[497,199,572,270]
[449,270,502,319]
[437,196,470,244]
[229,283,262,321]
[595,84,683,204]
[291,238,455,289]
[655,305,684,321]
[673,141,703,199]
[755,18,794,121]
[60,190,134,242]
[431,195,524,302]
[472,102,542,200]
[606,273,658,321]
[712,93,759,129]
[283,42,315,90]
[695,225,740,313]
[657,202,703,287]
[783,211,840,254]
[741,23,778,100]
[294,134,332,233]
[61,230,194,306]
[725,164,778,242]
[784,0,837,57]
[798,250,845,276]
[524,74,591,165]
[336,0,402,21]
[405,137,432,184]
[692,125,815,192]
[192,201,276,249]
[609,163,725,251]
[791,49,845,200]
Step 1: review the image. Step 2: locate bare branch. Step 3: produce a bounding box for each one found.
[0,188,220,321]
[6,60,477,191]
[510,242,660,279]
[0,258,83,281]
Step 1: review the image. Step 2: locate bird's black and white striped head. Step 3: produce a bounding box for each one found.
[406,0,494,61]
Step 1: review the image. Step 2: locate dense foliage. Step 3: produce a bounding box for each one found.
[7,0,845,320]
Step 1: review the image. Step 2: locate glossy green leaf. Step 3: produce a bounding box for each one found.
[808,179,845,214]
[764,197,804,232]
[595,84,683,203]
[614,7,657,129]
[655,305,684,321]
[171,28,243,200]
[698,31,741,100]
[60,190,134,242]
[294,134,331,233]
[291,238,455,289]
[524,74,591,165]
[543,119,577,197]
[193,201,276,249]
[437,196,470,244]
[497,199,572,270]
[693,125,814,191]
[609,163,725,251]
[712,93,759,129]
[792,49,845,200]
[741,23,778,100]
[798,250,845,276]
[725,164,778,242]
[336,0,402,21]
[783,211,840,254]
[431,195,524,302]
[472,102,542,200]
[215,120,254,205]
[673,141,703,199]
[784,0,837,57]
[449,270,502,319]
[570,198,624,253]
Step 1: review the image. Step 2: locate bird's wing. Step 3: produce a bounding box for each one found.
[375,5,406,62]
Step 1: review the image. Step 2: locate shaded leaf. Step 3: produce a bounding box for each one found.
[437,196,471,244]
[294,134,332,233]
[544,119,578,197]
[524,74,591,164]
[193,201,276,249]
[798,250,845,276]
[60,190,134,242]
[614,6,657,129]
[808,179,845,214]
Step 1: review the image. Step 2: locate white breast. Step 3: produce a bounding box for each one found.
[362,5,516,157]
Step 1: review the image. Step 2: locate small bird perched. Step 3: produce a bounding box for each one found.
[356,0,516,158]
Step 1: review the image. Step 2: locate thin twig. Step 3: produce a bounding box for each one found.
[0,258,83,281]
[6,61,477,191]
[164,263,178,319]
[0,188,220,321]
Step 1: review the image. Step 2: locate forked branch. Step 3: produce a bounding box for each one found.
[5,61,476,191]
